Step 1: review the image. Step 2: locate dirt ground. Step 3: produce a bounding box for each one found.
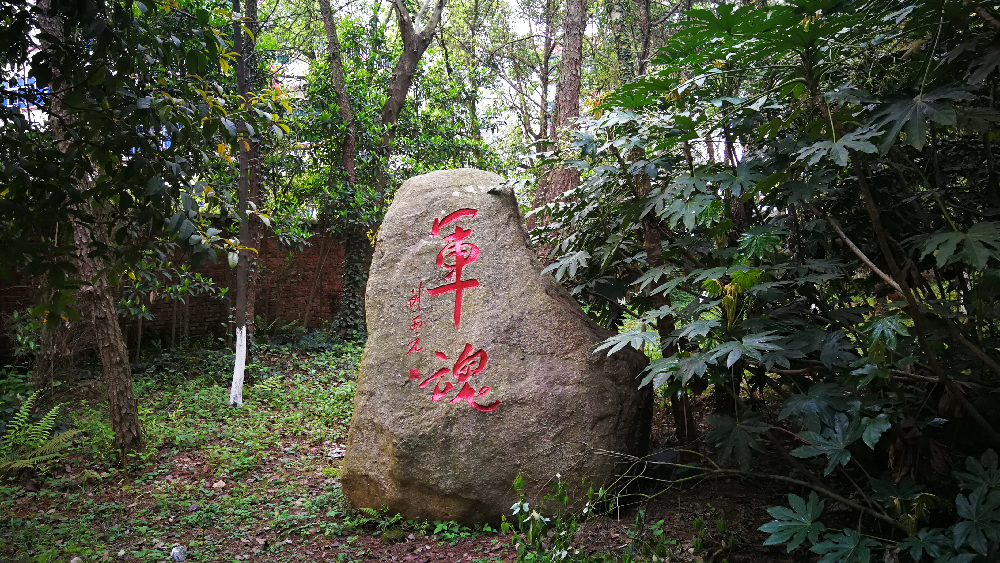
[5,388,826,563]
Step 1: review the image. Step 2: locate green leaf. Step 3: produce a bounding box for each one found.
[705,409,770,469]
[872,86,976,153]
[955,450,1000,492]
[860,414,891,449]
[791,412,862,475]
[712,161,763,197]
[899,529,950,562]
[861,315,909,350]
[758,492,826,552]
[542,250,591,281]
[810,529,878,563]
[673,319,720,340]
[920,223,1000,269]
[779,383,850,429]
[641,352,713,390]
[738,226,782,260]
[594,329,659,356]
[708,332,783,367]
[870,476,924,506]
[795,129,879,167]
[953,487,1000,554]
[195,8,211,25]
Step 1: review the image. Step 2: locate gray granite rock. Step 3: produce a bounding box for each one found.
[340,168,652,524]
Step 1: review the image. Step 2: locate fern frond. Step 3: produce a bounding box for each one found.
[27,403,61,450]
[0,453,61,472]
[0,390,40,459]
[0,396,80,475]
[30,429,81,457]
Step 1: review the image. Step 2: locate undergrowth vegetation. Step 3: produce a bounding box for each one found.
[532,0,1000,561]
[0,333,368,561]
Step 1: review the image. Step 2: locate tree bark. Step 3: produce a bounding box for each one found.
[318,0,358,185]
[74,218,143,458]
[531,0,585,225]
[373,0,447,194]
[302,236,332,328]
[230,0,263,406]
[38,0,141,457]
[631,151,698,444]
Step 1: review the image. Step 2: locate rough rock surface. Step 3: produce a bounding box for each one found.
[341,168,651,524]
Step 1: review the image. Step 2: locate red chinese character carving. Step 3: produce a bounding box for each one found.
[450,383,500,412]
[431,209,478,236]
[408,282,423,311]
[405,284,425,355]
[452,343,486,384]
[427,209,480,327]
[415,344,499,411]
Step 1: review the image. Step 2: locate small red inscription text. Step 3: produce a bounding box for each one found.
[405,282,424,355]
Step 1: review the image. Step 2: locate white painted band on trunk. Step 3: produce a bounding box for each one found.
[229,325,247,406]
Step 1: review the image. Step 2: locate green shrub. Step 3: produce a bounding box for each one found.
[0,391,81,474]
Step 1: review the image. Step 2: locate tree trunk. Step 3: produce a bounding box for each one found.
[74,219,143,458]
[318,0,358,185]
[303,236,333,328]
[134,316,143,363]
[230,0,262,406]
[631,150,698,444]
[373,0,447,194]
[38,0,142,458]
[526,2,559,231]
[544,0,586,203]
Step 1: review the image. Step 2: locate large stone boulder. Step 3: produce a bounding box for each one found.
[340,168,651,524]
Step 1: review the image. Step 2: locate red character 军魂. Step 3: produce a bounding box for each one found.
[427,209,480,327]
[411,343,500,412]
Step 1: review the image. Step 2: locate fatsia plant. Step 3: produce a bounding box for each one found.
[536,0,1000,559]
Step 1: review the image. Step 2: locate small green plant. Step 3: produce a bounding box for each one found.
[0,391,81,474]
[0,366,32,417]
[433,520,474,544]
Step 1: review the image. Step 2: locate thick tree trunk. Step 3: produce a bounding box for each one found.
[318,0,358,185]
[544,0,586,203]
[38,0,141,456]
[530,0,585,232]
[74,219,142,457]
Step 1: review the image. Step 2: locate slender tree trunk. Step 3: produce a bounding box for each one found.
[134,316,143,363]
[373,0,447,194]
[526,5,559,231]
[318,0,358,185]
[630,149,698,444]
[171,299,177,348]
[303,236,332,328]
[230,0,262,406]
[634,0,652,76]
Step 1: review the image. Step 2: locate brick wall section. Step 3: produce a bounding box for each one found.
[0,231,347,357]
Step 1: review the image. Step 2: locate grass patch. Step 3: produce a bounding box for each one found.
[0,336,368,562]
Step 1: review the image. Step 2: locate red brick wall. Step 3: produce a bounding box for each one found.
[0,231,347,358]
